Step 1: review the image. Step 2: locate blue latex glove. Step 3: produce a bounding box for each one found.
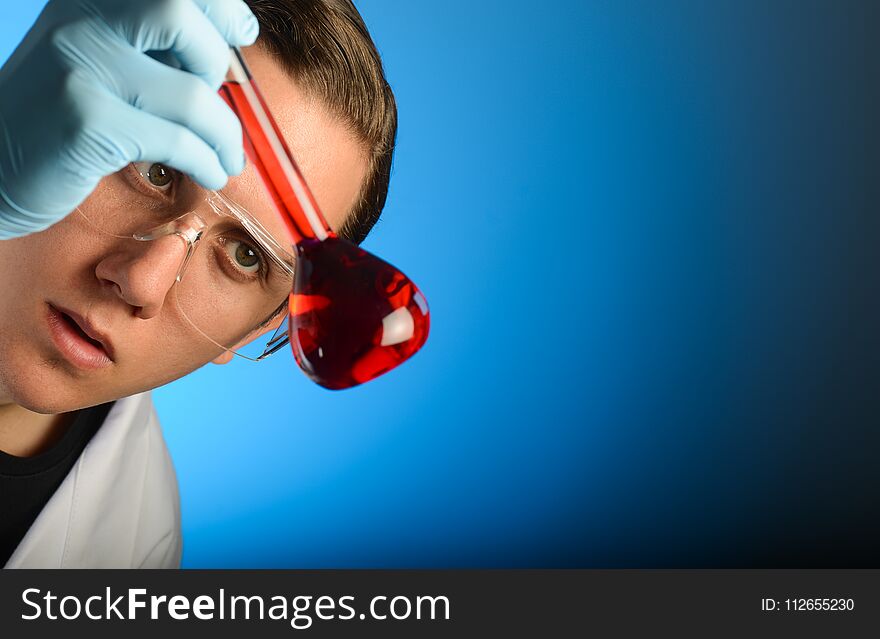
[0,0,259,238]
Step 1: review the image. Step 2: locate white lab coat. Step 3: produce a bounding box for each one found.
[3,391,182,568]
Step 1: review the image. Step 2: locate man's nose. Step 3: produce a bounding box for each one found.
[95,234,188,319]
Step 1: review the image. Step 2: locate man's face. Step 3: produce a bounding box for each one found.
[0,45,368,413]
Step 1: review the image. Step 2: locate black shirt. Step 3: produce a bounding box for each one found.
[0,402,113,566]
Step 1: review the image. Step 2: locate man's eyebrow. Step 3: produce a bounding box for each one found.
[202,200,295,277]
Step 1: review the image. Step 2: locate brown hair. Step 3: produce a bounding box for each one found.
[245,0,397,245]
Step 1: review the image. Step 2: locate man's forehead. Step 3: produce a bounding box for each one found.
[220,45,369,245]
[221,168,292,246]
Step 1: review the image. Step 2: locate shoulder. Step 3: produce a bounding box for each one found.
[129,394,183,568]
[5,392,183,569]
[98,392,183,568]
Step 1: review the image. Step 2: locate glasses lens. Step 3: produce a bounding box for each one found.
[172,206,293,358]
[79,163,294,359]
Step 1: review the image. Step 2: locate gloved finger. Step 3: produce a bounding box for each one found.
[118,51,245,177]
[190,0,259,47]
[96,98,229,190]
[123,0,241,89]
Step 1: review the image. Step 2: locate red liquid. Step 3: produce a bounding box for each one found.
[293,238,430,390]
[219,80,430,389]
[219,80,327,243]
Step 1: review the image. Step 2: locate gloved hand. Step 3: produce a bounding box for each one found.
[0,0,259,239]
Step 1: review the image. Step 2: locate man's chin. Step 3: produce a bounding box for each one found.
[5,370,116,415]
[13,391,98,415]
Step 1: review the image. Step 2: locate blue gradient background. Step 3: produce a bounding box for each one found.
[3,1,878,567]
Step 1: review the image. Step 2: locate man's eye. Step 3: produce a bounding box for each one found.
[133,162,174,192]
[224,239,262,274]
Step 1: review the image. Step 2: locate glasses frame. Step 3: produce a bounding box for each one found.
[75,182,297,362]
[205,190,295,361]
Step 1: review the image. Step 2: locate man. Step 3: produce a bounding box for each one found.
[0,0,396,567]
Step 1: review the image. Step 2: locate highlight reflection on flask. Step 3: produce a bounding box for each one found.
[219,47,429,389]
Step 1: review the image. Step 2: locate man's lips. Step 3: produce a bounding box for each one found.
[46,303,116,368]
